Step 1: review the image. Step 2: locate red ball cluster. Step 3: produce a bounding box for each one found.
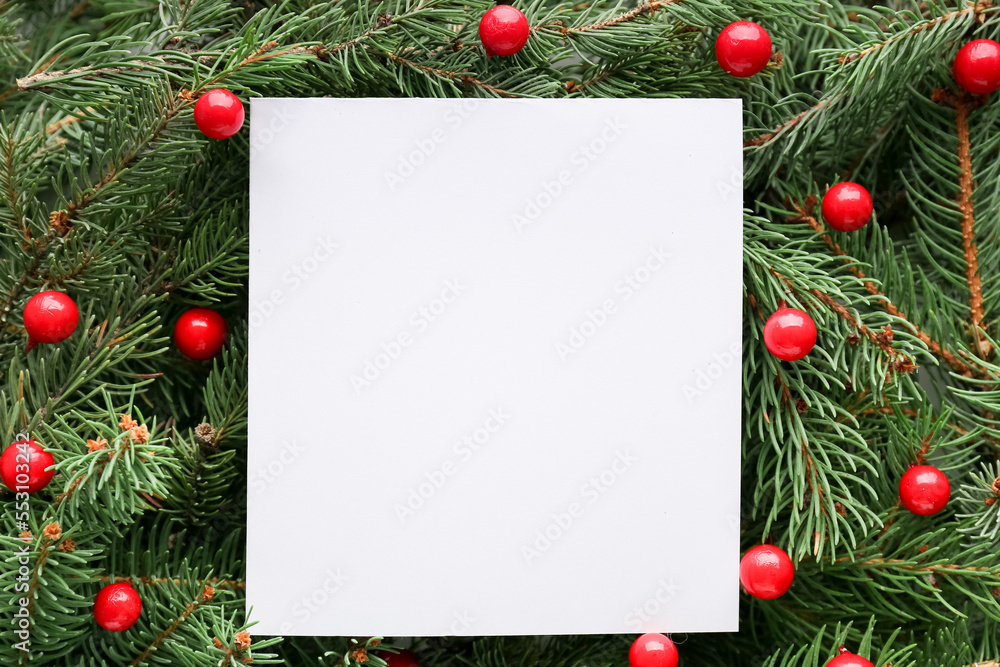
[94,581,142,632]
[825,646,875,667]
[763,307,816,361]
[954,39,1000,94]
[174,308,228,360]
[628,633,678,667]
[716,21,772,77]
[382,649,420,667]
[0,440,55,494]
[479,4,530,57]
[194,89,245,139]
[23,290,78,352]
[739,544,795,599]
[899,464,950,516]
[822,182,873,232]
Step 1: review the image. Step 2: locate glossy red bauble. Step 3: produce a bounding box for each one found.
[715,21,772,77]
[382,649,420,667]
[193,89,245,140]
[740,544,794,599]
[825,646,875,667]
[479,5,530,57]
[23,290,79,351]
[822,182,873,232]
[899,464,950,516]
[954,39,1000,94]
[628,633,678,667]
[174,308,228,360]
[94,581,142,632]
[763,307,817,361]
[0,440,55,494]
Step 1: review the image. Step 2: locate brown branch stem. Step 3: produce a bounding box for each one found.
[788,198,976,377]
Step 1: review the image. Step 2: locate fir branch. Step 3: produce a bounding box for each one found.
[745,99,831,148]
[787,197,977,377]
[560,0,676,34]
[844,556,1000,575]
[130,586,215,666]
[98,575,245,590]
[838,1,992,66]
[936,89,991,358]
[381,51,518,97]
[771,269,913,372]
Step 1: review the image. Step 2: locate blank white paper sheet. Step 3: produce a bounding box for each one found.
[247,98,742,637]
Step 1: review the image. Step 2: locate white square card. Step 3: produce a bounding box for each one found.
[247,98,742,637]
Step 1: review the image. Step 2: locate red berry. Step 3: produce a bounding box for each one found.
[174,308,228,360]
[0,440,55,494]
[23,290,79,351]
[763,307,816,361]
[715,21,772,77]
[383,649,419,667]
[740,544,794,599]
[94,581,142,631]
[479,5,529,57]
[954,39,1000,95]
[899,464,950,516]
[194,89,245,140]
[628,633,678,667]
[825,646,875,667]
[822,182,873,232]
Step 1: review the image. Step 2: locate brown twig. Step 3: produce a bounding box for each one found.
[839,556,1000,575]
[747,2,991,150]
[744,99,831,148]
[839,1,992,66]
[98,575,245,589]
[949,92,991,357]
[130,588,214,666]
[382,52,517,97]
[787,197,977,377]
[785,275,913,372]
[560,0,674,34]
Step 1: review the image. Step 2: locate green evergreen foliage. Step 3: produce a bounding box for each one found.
[0,0,997,664]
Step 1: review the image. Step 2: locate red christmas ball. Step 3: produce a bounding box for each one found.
[479,5,530,57]
[954,39,1000,95]
[763,307,816,361]
[193,89,245,140]
[740,544,794,599]
[715,21,772,77]
[0,440,55,494]
[899,464,950,516]
[23,290,79,351]
[174,308,228,360]
[825,646,875,667]
[94,581,142,632]
[822,182,873,232]
[383,649,420,667]
[628,633,678,667]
